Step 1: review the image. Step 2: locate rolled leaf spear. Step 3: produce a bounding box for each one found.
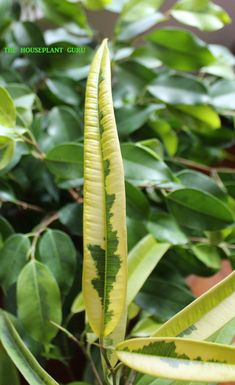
[82,39,128,338]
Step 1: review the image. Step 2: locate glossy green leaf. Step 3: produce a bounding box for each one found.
[149,118,178,156]
[116,105,157,137]
[148,74,208,105]
[147,210,188,245]
[127,235,169,305]
[147,28,215,70]
[192,244,221,270]
[174,105,220,130]
[136,275,194,322]
[17,260,62,344]
[154,271,235,341]
[172,0,231,31]
[115,0,165,41]
[176,170,226,199]
[0,344,20,385]
[71,292,85,314]
[121,143,174,186]
[6,83,36,127]
[126,181,150,221]
[210,79,235,110]
[37,0,90,31]
[0,87,16,128]
[116,337,235,382]
[83,40,127,337]
[202,44,235,80]
[0,216,14,244]
[167,188,234,231]
[0,136,15,170]
[45,78,80,106]
[0,234,30,291]
[39,229,76,296]
[0,311,59,385]
[59,203,83,236]
[46,143,83,181]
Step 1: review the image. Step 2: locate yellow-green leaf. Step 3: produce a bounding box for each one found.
[116,337,235,382]
[153,271,235,340]
[83,39,127,337]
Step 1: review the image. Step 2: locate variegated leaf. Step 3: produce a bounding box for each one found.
[83,39,127,337]
[153,271,235,340]
[116,337,235,382]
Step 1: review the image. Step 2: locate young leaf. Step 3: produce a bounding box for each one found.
[153,271,235,340]
[83,39,127,337]
[17,260,62,344]
[39,229,76,296]
[0,311,59,385]
[116,337,235,382]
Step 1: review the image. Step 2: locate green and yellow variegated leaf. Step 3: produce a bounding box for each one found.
[83,39,127,337]
[0,311,59,385]
[116,337,235,382]
[153,271,235,340]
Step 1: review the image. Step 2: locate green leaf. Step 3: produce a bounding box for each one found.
[0,216,14,243]
[127,235,169,305]
[167,188,234,231]
[210,79,235,110]
[46,143,83,181]
[6,83,36,127]
[116,105,157,137]
[115,0,165,41]
[59,203,83,236]
[39,229,76,296]
[171,0,231,31]
[17,260,62,344]
[147,210,188,245]
[0,344,20,385]
[191,244,221,270]
[0,311,59,385]
[83,40,127,337]
[121,143,174,186]
[136,275,194,322]
[147,28,215,70]
[148,74,208,105]
[149,118,178,156]
[46,106,82,150]
[37,0,91,32]
[176,170,226,199]
[0,87,16,128]
[71,292,85,314]
[202,44,235,80]
[0,137,15,170]
[126,181,150,221]
[116,337,235,382]
[0,234,30,291]
[45,78,80,106]
[154,271,235,341]
[173,105,220,131]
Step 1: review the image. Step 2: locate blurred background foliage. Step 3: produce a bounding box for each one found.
[0,0,235,384]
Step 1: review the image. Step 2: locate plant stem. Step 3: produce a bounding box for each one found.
[99,338,117,385]
[28,212,59,258]
[50,322,103,385]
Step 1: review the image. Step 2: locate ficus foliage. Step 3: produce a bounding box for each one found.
[0,0,235,385]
